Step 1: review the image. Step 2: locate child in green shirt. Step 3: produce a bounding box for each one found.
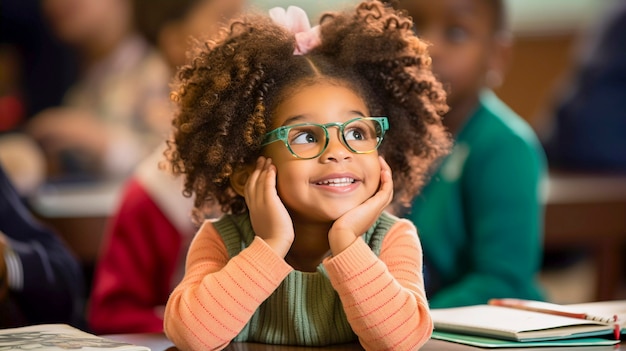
[389,0,547,307]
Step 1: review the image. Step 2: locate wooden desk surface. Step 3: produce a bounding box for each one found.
[544,171,626,243]
[546,171,626,204]
[105,333,625,351]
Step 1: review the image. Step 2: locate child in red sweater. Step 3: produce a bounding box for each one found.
[164,1,450,350]
[88,0,243,334]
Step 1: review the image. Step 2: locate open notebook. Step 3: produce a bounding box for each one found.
[430,300,625,347]
[567,300,626,332]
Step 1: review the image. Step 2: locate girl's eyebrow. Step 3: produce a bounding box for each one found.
[282,115,307,126]
[280,110,368,126]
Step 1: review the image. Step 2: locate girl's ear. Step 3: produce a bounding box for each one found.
[230,165,253,196]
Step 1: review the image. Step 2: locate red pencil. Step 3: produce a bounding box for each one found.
[613,314,620,341]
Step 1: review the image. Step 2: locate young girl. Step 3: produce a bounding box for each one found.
[163,1,450,350]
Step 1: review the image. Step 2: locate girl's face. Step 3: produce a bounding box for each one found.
[262,81,383,222]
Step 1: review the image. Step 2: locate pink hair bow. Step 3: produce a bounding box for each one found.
[269,6,321,55]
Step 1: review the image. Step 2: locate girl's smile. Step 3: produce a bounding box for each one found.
[311,173,361,193]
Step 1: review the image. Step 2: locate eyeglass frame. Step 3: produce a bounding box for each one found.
[260,116,389,160]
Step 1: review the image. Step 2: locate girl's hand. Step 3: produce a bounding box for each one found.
[244,157,294,257]
[328,156,394,254]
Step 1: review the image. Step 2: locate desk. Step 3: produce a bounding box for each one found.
[104,333,625,351]
[544,171,626,301]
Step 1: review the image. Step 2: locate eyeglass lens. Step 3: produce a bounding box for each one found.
[287,119,382,159]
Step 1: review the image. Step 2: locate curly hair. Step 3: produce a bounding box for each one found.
[166,0,451,219]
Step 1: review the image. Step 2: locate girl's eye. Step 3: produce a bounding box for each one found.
[291,131,318,145]
[344,128,366,141]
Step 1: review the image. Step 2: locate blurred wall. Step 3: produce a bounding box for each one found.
[246,0,359,21]
[508,0,609,36]
[496,0,614,132]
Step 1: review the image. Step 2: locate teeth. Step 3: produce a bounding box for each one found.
[317,177,355,186]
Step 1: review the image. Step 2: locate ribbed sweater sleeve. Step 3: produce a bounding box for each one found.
[323,219,433,350]
[163,221,293,351]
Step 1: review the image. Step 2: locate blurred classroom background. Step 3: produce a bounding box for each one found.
[496,0,613,137]
[1,0,625,313]
[494,0,626,304]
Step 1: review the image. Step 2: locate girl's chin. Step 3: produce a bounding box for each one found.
[285,195,373,222]
[294,205,355,223]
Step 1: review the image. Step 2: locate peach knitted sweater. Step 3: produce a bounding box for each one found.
[164,212,432,351]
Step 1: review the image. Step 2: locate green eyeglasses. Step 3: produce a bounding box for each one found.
[261,117,389,159]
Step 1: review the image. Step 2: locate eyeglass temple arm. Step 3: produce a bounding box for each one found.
[374,117,389,134]
[261,127,288,146]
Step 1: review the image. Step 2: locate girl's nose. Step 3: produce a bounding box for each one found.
[320,133,351,162]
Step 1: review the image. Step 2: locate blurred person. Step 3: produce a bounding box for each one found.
[387,0,547,307]
[0,44,46,197]
[0,44,26,132]
[0,134,46,198]
[87,0,244,334]
[87,145,197,334]
[543,0,626,172]
[0,1,77,195]
[0,0,77,120]
[26,0,172,183]
[0,163,85,328]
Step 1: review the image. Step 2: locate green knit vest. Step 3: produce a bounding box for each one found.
[212,212,398,346]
